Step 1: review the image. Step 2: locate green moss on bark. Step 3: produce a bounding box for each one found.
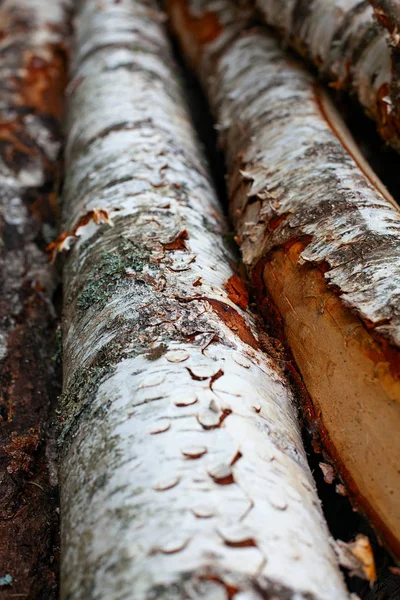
[145,343,168,361]
[76,242,150,311]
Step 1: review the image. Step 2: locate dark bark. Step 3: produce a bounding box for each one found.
[0,1,71,598]
[370,0,400,34]
[369,0,400,149]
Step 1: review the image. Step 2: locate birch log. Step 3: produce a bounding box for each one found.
[245,0,400,151]
[0,1,71,597]
[167,0,400,559]
[58,1,349,598]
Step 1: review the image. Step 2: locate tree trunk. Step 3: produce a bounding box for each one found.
[246,0,400,151]
[167,0,400,560]
[58,1,348,599]
[0,1,71,598]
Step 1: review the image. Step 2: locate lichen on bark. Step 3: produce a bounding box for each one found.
[75,239,150,311]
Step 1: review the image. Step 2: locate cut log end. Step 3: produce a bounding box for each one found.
[258,242,400,557]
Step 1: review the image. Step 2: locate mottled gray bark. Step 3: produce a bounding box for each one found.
[167,0,400,560]
[369,0,400,145]
[58,0,349,599]
[251,0,400,151]
[370,0,400,33]
[0,1,71,598]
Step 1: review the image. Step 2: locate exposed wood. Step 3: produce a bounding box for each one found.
[58,1,349,598]
[248,0,400,151]
[167,0,400,559]
[0,1,71,598]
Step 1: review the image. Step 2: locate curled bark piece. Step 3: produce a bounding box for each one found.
[335,535,376,583]
[0,0,71,598]
[59,1,348,598]
[167,0,400,558]
[250,0,400,151]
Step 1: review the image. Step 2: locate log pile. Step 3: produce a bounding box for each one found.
[1,0,400,598]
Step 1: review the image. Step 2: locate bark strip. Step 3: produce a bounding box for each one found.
[0,1,71,598]
[249,0,400,151]
[167,0,400,559]
[59,1,348,598]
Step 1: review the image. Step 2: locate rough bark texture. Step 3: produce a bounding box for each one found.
[247,0,400,151]
[0,1,71,598]
[369,0,400,146]
[370,0,400,34]
[167,0,400,560]
[59,1,349,599]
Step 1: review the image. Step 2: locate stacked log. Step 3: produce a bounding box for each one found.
[168,0,400,559]
[58,1,348,598]
[252,0,400,151]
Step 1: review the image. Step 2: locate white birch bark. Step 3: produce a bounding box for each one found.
[59,1,349,598]
[167,0,400,560]
[252,0,400,150]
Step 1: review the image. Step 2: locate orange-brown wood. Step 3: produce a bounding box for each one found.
[261,242,400,556]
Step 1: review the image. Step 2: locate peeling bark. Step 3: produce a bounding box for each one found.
[245,0,400,151]
[370,0,400,34]
[59,1,348,599]
[167,0,400,559]
[0,1,71,598]
[369,0,400,149]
